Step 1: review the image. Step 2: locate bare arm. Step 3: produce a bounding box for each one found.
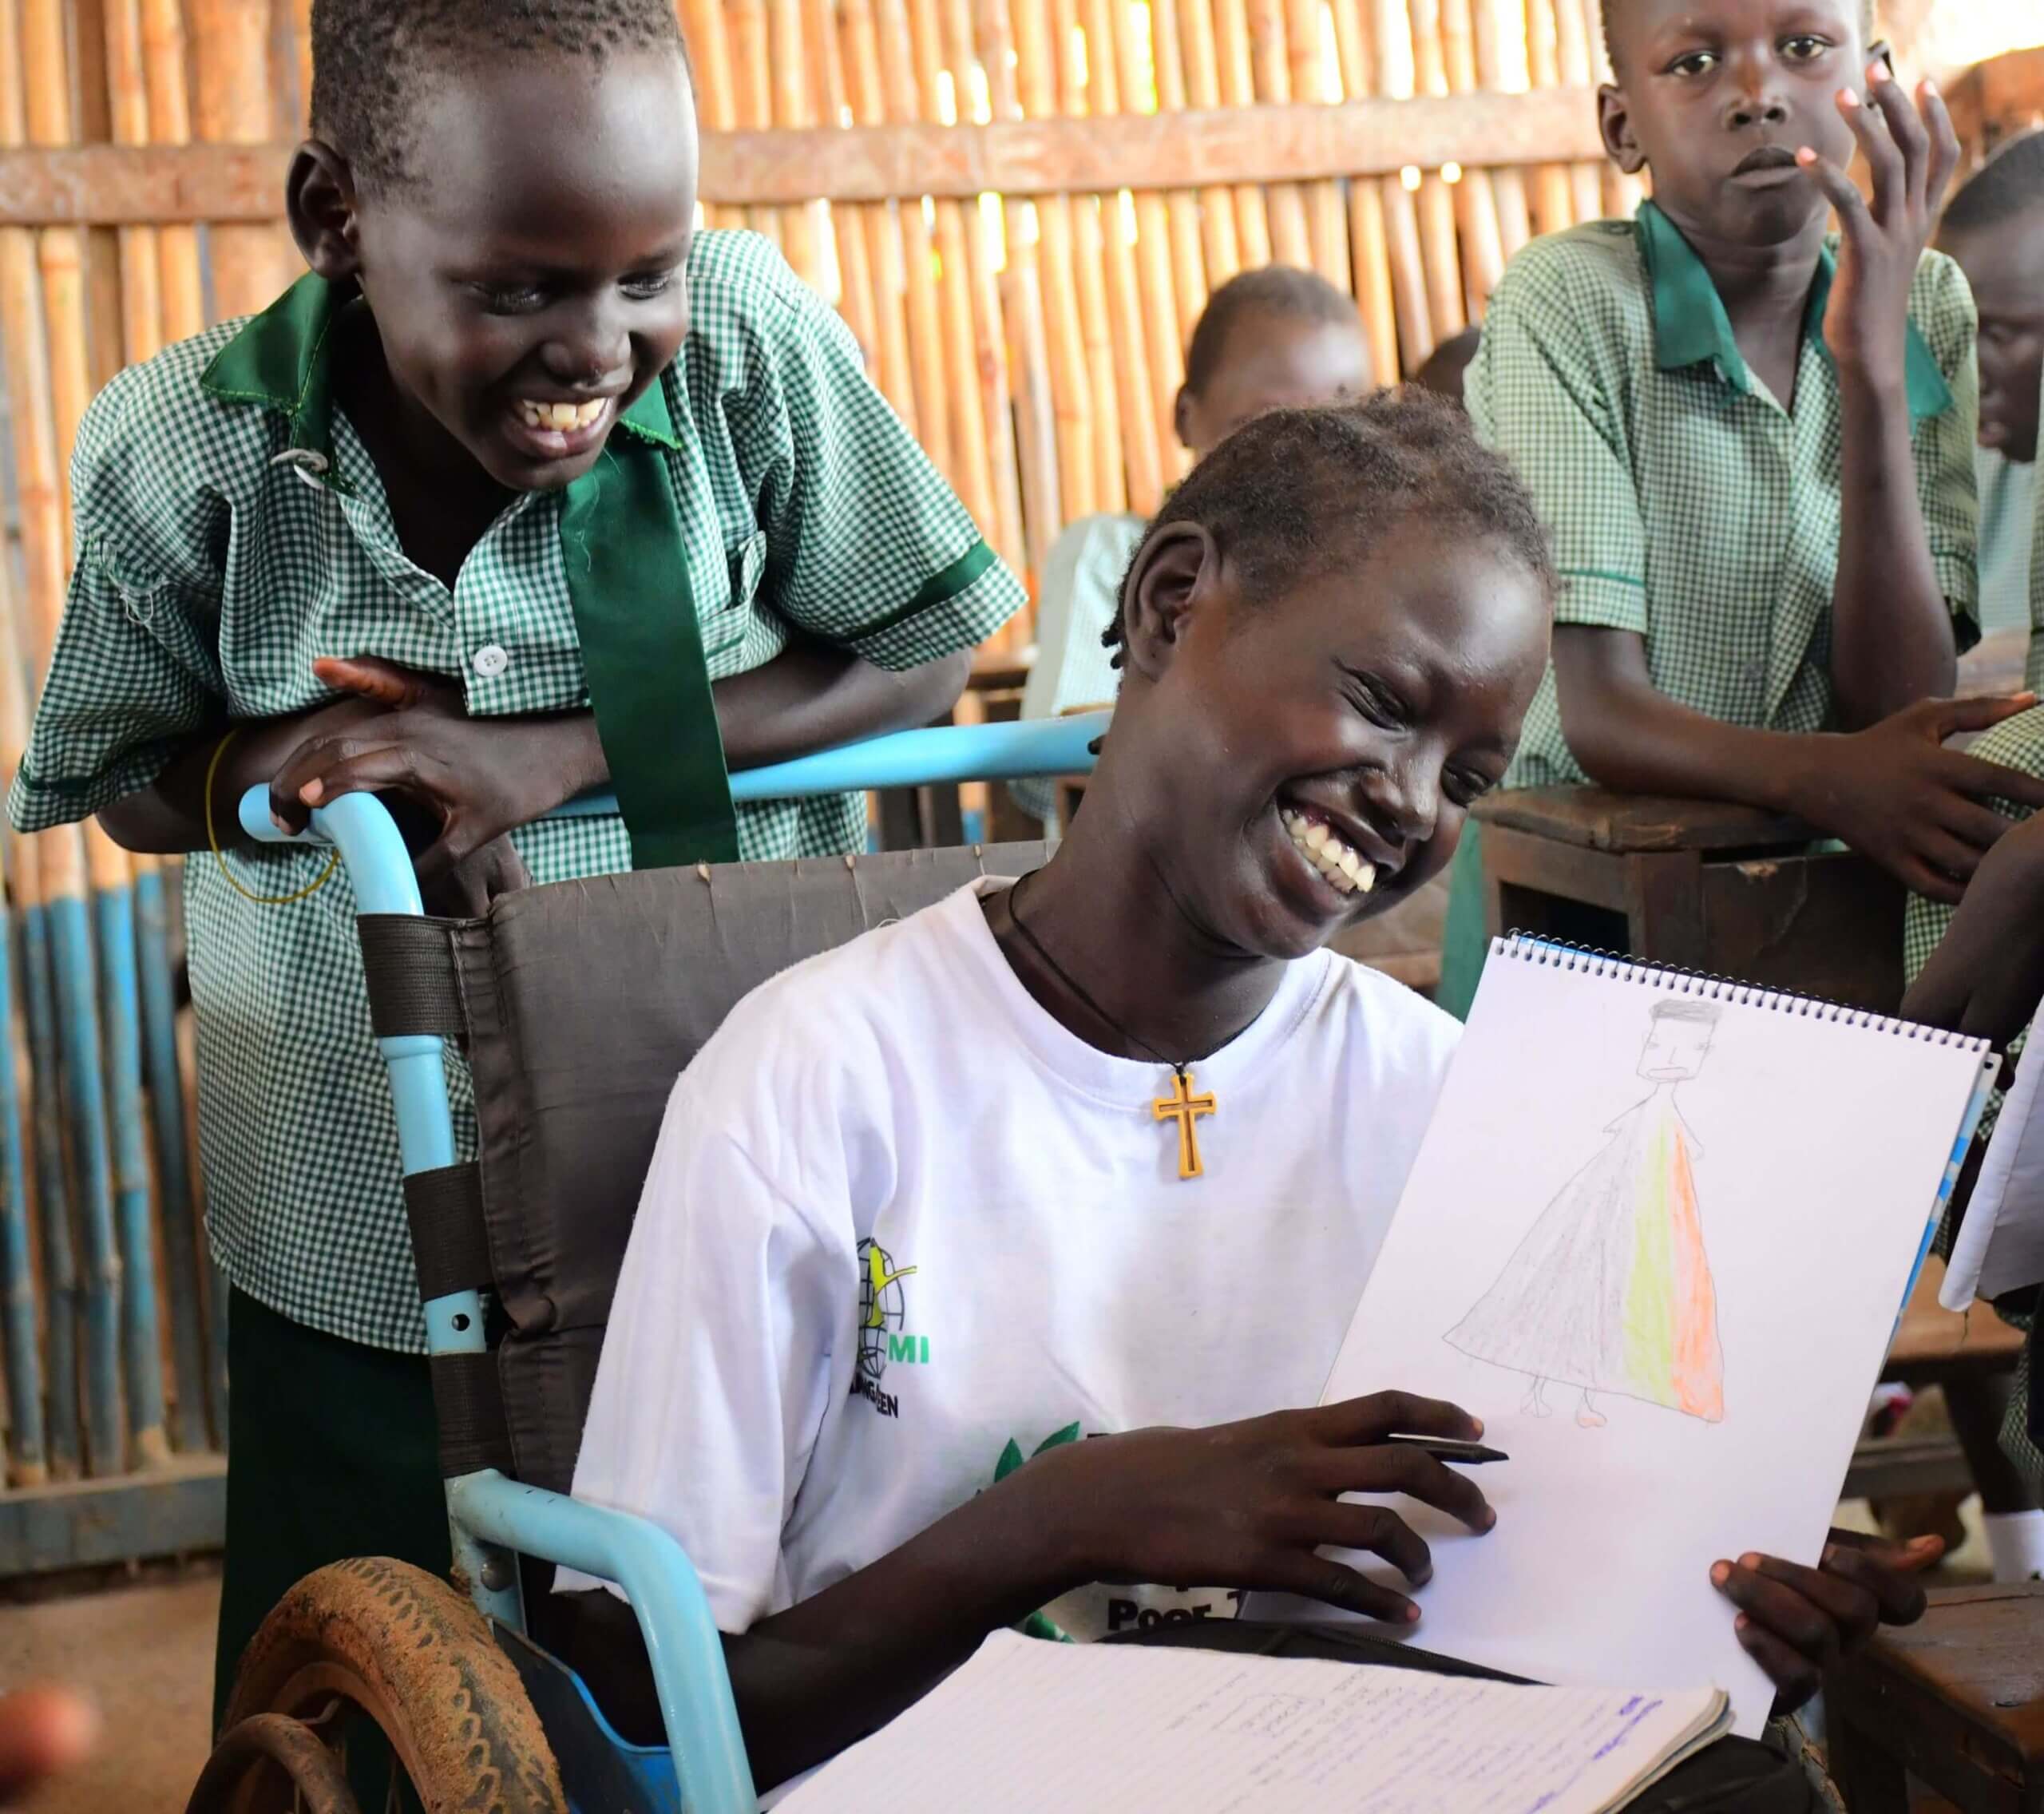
[1554,627,2044,905]
[94,642,972,857]
[1828,369,1956,724]
[1552,625,1815,808]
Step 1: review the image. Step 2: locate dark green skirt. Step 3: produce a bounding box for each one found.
[214,1288,452,1732]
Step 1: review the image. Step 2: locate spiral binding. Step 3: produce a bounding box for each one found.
[1499,932,1991,1051]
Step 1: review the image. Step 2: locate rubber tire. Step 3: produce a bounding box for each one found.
[217,1555,568,1814]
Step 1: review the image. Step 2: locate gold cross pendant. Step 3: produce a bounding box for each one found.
[1153,1068,1218,1181]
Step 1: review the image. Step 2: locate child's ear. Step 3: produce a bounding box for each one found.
[1598,85,1648,176]
[1173,385,1194,451]
[286,141,363,283]
[1122,523,1217,681]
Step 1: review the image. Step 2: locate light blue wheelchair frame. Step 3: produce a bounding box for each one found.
[239,712,1107,1813]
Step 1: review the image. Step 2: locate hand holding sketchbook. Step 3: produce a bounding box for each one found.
[777,1630,1730,1814]
[1252,938,1995,1737]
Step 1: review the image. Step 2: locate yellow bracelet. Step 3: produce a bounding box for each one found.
[204,728,341,906]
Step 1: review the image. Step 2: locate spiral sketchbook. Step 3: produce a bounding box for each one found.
[1251,935,1998,1739]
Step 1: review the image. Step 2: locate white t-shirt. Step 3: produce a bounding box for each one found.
[566,879,1461,1641]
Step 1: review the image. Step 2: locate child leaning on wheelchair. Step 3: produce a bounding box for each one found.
[561,390,1943,1793]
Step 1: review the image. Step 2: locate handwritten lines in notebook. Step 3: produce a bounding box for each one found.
[778,1631,1729,1812]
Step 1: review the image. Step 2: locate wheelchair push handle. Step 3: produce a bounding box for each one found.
[238,710,1107,841]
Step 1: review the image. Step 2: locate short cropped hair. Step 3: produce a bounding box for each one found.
[1600,0,1877,76]
[1182,266,1362,396]
[311,0,688,195]
[1102,388,1555,668]
[1940,129,2044,236]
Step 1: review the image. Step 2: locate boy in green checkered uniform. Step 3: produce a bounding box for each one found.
[1438,0,2044,1019]
[8,0,1021,1719]
[1896,132,2044,1580]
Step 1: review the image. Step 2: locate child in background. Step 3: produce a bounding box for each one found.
[10,0,1020,1717]
[1012,265,1371,822]
[562,394,1939,1792]
[1439,0,2044,1018]
[1414,325,1482,408]
[1898,129,2044,1578]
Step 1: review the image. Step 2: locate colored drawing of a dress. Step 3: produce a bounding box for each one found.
[1445,1000,1725,1427]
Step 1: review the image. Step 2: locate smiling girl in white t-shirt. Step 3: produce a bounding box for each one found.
[565,390,1942,1792]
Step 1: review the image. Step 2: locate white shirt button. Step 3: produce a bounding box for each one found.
[472,644,510,679]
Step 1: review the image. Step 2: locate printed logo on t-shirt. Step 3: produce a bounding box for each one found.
[851,1238,927,1419]
[995,1425,1248,1642]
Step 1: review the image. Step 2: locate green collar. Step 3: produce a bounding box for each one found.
[199,271,687,473]
[1634,200,1951,422]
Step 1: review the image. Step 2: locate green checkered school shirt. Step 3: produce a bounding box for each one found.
[1903,387,2044,1479]
[10,230,1023,1353]
[1471,201,1981,792]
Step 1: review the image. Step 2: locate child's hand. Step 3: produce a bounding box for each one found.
[1711,1529,1941,1712]
[1795,69,1959,382]
[268,655,600,913]
[1790,695,2044,904]
[1047,1392,1497,1624]
[1904,806,2044,1045]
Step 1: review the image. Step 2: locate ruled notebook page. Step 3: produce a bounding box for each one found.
[777,1630,1729,1813]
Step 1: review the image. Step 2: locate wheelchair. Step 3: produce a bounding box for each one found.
[183,714,1105,1814]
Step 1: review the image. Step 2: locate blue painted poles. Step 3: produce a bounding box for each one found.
[20,895,79,1479]
[0,856,45,1484]
[49,888,125,1475]
[134,858,210,1452]
[96,879,168,1466]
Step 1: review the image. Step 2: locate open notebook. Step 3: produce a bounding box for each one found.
[1248,936,1997,1737]
[777,1630,1732,1814]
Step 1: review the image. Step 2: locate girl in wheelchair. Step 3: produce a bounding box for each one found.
[564,390,1939,1791]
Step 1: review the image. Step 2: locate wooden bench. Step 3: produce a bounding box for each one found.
[1845,1259,2029,1503]
[1824,1582,2044,1813]
[1471,788,1905,1012]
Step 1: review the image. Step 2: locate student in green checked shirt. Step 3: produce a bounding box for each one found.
[1438,0,2044,1018]
[1895,131,2044,1582]
[6,0,1022,1723]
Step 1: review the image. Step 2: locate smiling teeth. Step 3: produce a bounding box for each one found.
[516,398,608,431]
[1282,809,1377,897]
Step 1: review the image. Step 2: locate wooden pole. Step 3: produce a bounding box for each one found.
[1005,0,1096,522]
[1436,0,1505,314]
[139,0,205,344]
[837,0,923,437]
[1524,0,1577,233]
[0,549,42,1487]
[677,0,748,231]
[1400,0,1467,342]
[188,0,290,319]
[1143,0,1212,362]
[1079,0,1163,515]
[906,0,1004,534]
[1472,0,1533,260]
[805,0,880,374]
[1328,0,1400,381]
[765,0,826,286]
[1051,0,1127,517]
[937,0,1026,573]
[1552,0,1605,222]
[1172,0,1251,281]
[978,0,1065,584]
[1284,0,1355,295]
[1242,0,1310,267]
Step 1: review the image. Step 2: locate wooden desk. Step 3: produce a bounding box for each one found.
[1472,788,1905,1012]
[1824,1582,2044,1813]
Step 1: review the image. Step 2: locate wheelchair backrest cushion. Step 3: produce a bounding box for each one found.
[461,845,1050,1494]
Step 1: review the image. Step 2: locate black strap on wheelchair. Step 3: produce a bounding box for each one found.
[356,915,467,1040]
[430,1351,516,1479]
[404,1164,493,1301]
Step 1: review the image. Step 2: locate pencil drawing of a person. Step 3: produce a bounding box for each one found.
[1446,998,1725,1428]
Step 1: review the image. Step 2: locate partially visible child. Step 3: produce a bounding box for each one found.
[1439,0,2044,1018]
[1012,265,1371,822]
[10,0,1021,1717]
[1898,128,2044,1576]
[561,394,1939,1792]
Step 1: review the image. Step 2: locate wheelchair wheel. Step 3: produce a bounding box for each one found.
[189,1555,568,1814]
